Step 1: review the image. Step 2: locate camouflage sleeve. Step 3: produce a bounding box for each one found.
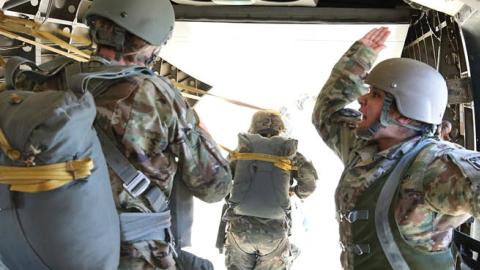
[311,41,377,163]
[423,150,480,218]
[291,152,317,199]
[120,78,231,203]
[167,86,233,203]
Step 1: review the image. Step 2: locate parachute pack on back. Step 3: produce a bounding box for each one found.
[229,133,298,220]
[0,60,120,270]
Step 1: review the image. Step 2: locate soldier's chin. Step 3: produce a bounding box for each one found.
[355,120,369,130]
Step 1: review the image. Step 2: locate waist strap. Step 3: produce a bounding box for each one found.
[120,212,171,242]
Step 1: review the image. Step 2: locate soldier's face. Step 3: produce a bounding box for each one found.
[356,87,385,130]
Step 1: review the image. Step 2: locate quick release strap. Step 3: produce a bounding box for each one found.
[375,139,433,270]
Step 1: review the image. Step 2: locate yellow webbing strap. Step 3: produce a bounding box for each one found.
[0,159,94,193]
[221,145,297,171]
[0,11,91,62]
[0,129,21,161]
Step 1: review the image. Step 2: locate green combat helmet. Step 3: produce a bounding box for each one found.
[366,58,448,125]
[358,58,448,139]
[248,110,286,137]
[85,0,175,46]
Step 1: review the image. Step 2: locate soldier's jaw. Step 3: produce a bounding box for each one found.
[356,114,368,129]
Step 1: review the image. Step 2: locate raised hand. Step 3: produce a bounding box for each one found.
[359,27,391,53]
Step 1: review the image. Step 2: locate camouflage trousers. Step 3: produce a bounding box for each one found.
[119,258,176,270]
[119,241,176,270]
[225,221,296,270]
[119,244,214,270]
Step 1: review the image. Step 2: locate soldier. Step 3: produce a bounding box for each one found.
[7,0,232,269]
[224,110,317,270]
[312,26,480,269]
[438,120,453,141]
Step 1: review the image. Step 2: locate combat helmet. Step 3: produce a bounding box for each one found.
[249,110,285,137]
[366,58,447,125]
[85,0,175,46]
[358,58,448,139]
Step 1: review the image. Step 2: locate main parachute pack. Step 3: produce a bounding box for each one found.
[229,133,298,220]
[0,85,120,269]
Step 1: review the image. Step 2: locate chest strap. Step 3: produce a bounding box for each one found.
[375,139,434,270]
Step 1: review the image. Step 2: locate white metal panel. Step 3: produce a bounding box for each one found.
[171,0,217,6]
[173,0,317,6]
[251,0,318,7]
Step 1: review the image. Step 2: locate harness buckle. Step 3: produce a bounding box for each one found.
[337,210,369,223]
[123,171,151,198]
[339,242,371,256]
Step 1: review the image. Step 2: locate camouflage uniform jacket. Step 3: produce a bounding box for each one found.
[13,57,233,264]
[226,150,317,237]
[312,42,480,269]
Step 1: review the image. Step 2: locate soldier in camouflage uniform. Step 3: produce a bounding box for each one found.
[224,110,317,270]
[9,0,232,269]
[312,27,480,269]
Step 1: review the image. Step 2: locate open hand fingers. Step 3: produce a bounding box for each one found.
[360,26,391,52]
[362,28,379,41]
[372,27,390,44]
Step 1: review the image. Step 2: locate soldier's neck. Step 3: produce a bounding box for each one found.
[375,126,417,151]
[96,48,145,66]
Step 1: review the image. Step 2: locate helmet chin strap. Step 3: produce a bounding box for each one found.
[355,94,429,140]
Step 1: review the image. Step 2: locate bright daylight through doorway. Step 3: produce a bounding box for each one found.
[161,21,409,270]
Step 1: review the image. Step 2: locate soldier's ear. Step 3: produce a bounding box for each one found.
[396,115,413,125]
[389,109,413,125]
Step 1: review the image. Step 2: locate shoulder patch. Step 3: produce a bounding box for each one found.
[447,148,480,190]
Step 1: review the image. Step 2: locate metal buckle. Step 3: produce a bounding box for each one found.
[345,211,356,223]
[352,244,370,256]
[339,242,370,256]
[337,210,369,223]
[466,155,480,170]
[123,171,151,198]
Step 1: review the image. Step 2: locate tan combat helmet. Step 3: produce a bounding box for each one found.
[366,58,448,125]
[85,0,175,46]
[249,110,285,136]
